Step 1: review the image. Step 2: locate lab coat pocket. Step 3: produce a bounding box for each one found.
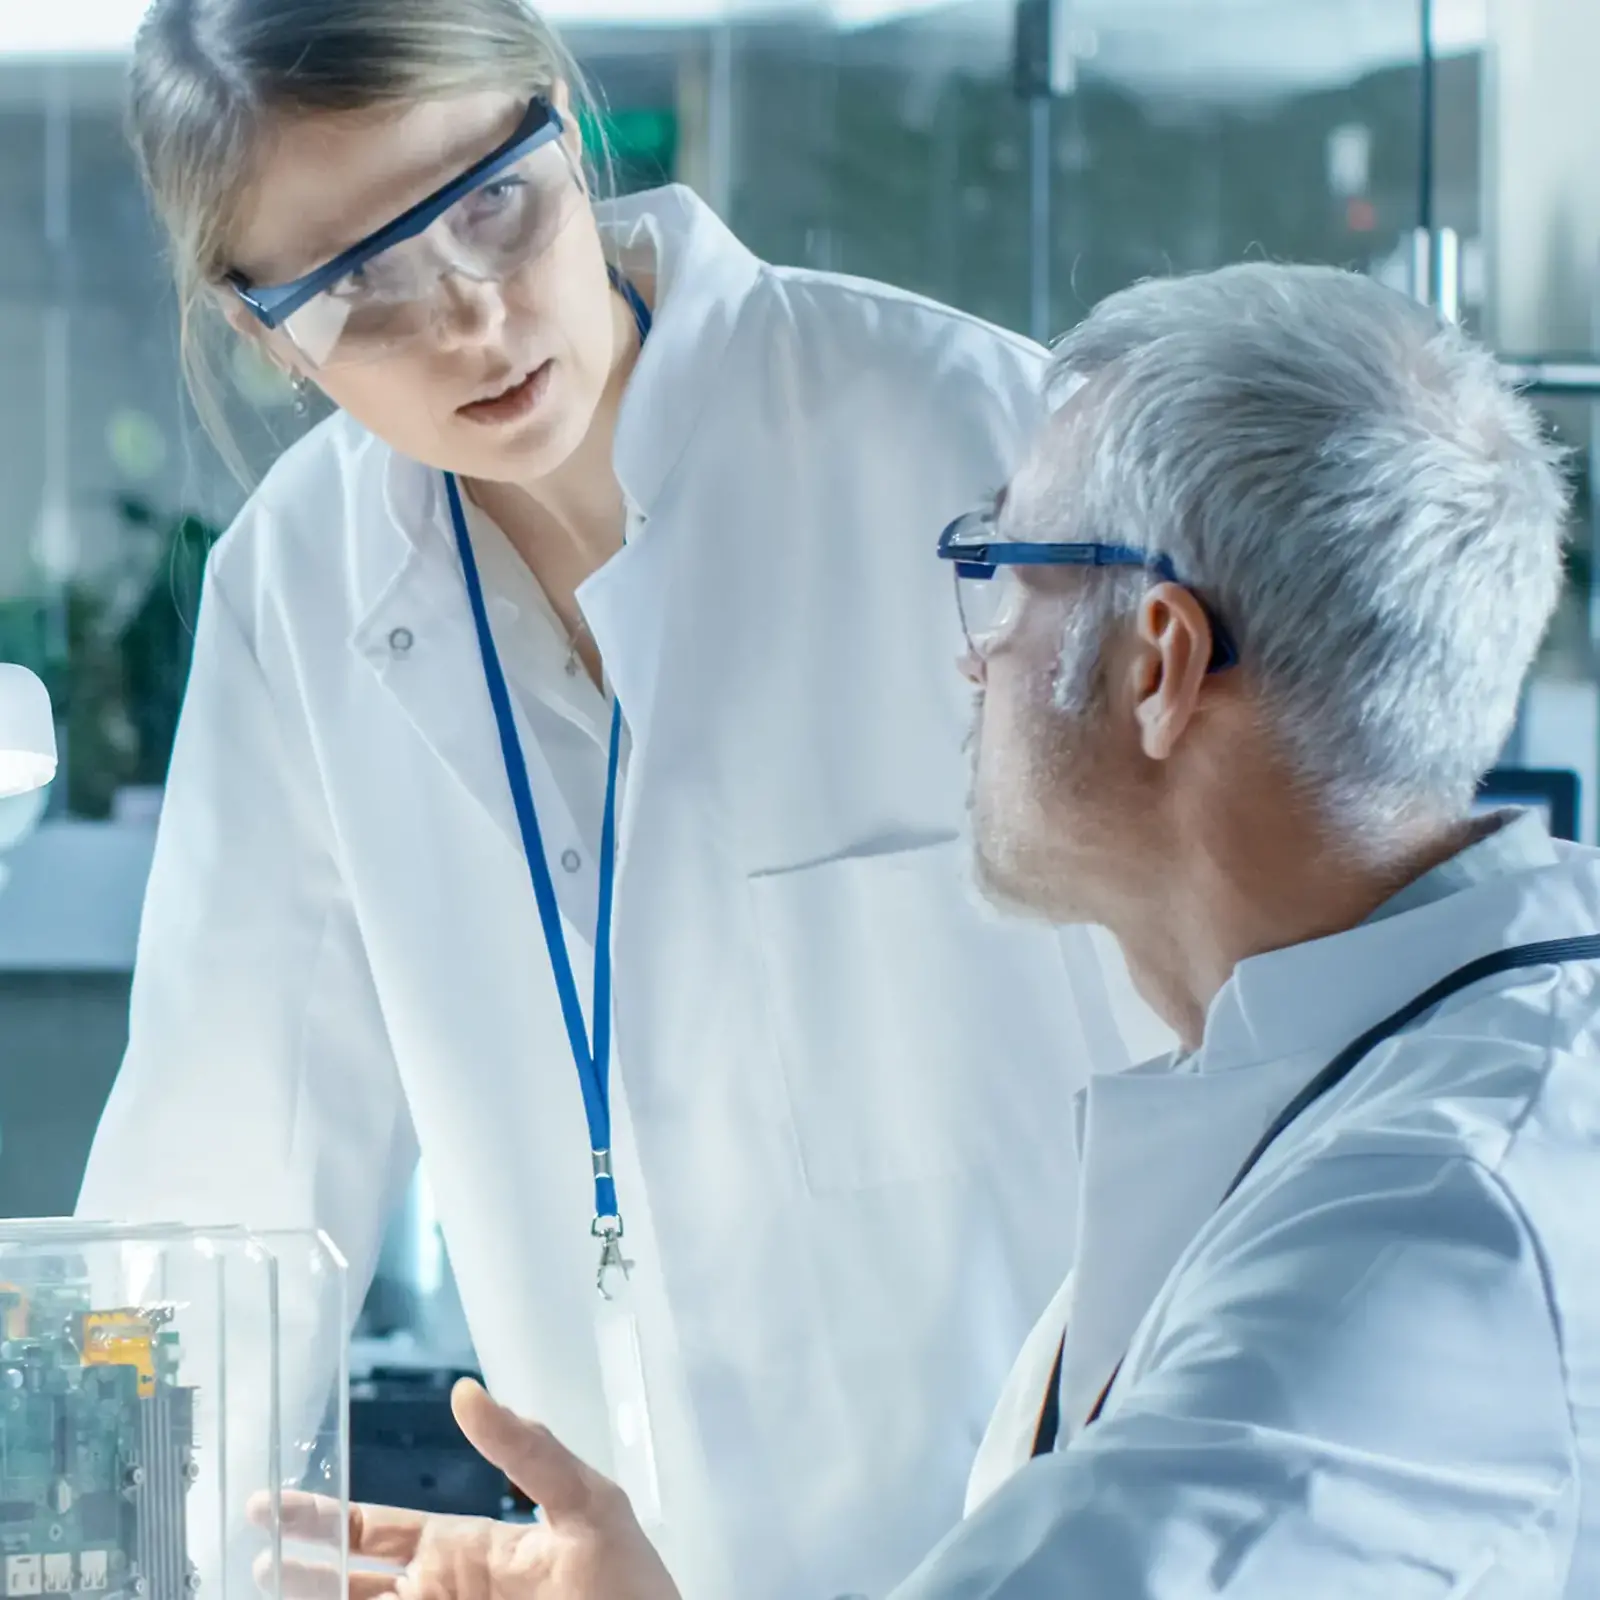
[749,833,1062,1193]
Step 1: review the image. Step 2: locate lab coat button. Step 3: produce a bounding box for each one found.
[388,627,414,655]
[561,849,583,874]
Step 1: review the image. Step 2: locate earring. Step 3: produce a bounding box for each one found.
[290,374,311,418]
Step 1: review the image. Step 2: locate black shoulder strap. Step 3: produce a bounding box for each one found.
[1220,934,1600,1205]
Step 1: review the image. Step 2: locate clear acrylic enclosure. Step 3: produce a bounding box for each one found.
[0,1223,348,1600]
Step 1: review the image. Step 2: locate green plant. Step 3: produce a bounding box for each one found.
[0,500,219,819]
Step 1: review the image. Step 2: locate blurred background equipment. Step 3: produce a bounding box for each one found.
[348,1367,514,1520]
[1476,767,1581,841]
[0,664,56,800]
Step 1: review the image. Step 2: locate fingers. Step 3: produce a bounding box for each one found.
[253,1553,345,1600]
[349,1573,407,1600]
[450,1380,595,1524]
[248,1491,346,1542]
[253,1552,335,1600]
[252,1551,407,1600]
[347,1504,431,1566]
[246,1489,427,1564]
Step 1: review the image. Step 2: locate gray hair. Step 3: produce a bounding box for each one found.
[128,0,604,479]
[1042,264,1570,833]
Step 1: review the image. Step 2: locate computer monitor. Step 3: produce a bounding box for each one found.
[1474,768,1580,842]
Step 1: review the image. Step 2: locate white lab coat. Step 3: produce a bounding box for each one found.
[77,186,1156,1600]
[898,815,1600,1597]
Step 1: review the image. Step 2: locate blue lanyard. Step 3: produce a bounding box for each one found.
[447,271,652,1297]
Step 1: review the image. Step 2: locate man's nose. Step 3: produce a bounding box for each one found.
[958,645,985,686]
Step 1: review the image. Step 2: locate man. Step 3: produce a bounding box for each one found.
[283,263,1599,1595]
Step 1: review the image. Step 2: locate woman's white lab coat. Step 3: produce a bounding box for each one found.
[902,816,1600,1597]
[77,186,1154,1600]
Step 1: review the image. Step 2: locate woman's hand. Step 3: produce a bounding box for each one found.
[258,1381,682,1600]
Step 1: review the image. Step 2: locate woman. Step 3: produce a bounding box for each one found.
[77,4,1157,1598]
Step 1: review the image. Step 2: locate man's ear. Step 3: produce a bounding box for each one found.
[1132,583,1212,761]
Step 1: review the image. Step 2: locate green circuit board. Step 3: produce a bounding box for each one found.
[0,1273,196,1600]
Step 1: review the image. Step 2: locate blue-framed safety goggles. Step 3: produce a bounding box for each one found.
[227,97,579,367]
[938,509,1239,671]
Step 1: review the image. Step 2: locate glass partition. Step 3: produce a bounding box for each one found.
[0,3,1442,823]
[724,0,1430,337]
[0,1222,349,1600]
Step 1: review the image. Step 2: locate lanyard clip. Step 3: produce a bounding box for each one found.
[593,1214,634,1301]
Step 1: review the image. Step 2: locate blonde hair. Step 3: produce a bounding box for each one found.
[129,0,606,479]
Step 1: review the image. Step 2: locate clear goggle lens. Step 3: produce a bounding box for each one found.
[945,509,1026,652]
[955,565,1025,651]
[282,137,583,367]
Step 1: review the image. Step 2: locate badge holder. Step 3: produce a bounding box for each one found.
[592,1198,662,1528]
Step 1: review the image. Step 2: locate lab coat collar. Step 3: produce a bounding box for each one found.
[1060,1047,1323,1435]
[570,188,762,755]
[600,185,764,519]
[347,490,596,915]
[1199,810,1563,1072]
[1059,812,1582,1440]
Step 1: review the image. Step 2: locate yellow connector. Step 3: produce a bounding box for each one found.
[81,1312,157,1397]
[0,1286,28,1342]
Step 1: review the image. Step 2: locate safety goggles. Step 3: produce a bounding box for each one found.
[227,98,582,368]
[938,508,1240,671]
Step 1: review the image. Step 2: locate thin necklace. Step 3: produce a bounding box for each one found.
[564,614,592,677]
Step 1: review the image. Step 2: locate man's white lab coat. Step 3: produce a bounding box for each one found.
[76,186,1156,1600]
[900,813,1600,1597]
